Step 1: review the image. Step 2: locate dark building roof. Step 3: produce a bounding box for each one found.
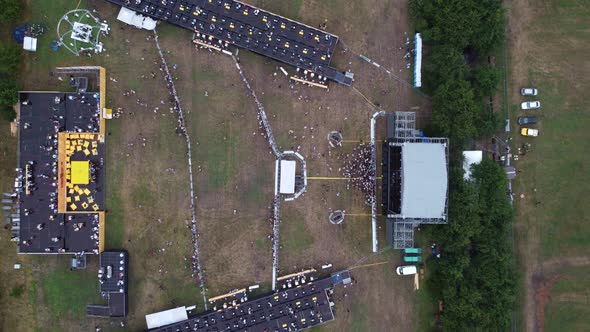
[148,276,336,332]
[88,251,129,317]
[104,0,352,86]
[17,92,103,254]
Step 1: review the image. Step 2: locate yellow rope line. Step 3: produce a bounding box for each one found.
[352,86,380,110]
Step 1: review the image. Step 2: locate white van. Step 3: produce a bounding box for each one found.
[396,265,417,276]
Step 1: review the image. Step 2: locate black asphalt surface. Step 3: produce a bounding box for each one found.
[149,277,336,332]
[18,92,102,254]
[104,0,352,85]
[88,251,129,317]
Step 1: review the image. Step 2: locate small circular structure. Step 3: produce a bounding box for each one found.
[57,9,109,56]
[327,131,343,147]
[329,210,345,225]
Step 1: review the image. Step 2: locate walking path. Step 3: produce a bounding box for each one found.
[154,30,208,309]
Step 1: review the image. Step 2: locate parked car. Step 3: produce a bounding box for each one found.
[521,88,538,96]
[521,128,539,137]
[518,116,539,125]
[396,265,417,276]
[521,101,541,110]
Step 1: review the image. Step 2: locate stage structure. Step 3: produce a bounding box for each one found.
[382,112,449,249]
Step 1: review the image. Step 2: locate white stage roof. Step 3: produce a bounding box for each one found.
[463,150,483,180]
[279,160,296,194]
[117,7,157,30]
[145,306,188,329]
[401,143,448,219]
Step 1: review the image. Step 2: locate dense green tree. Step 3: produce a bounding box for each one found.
[0,0,22,24]
[424,159,515,331]
[474,64,502,98]
[410,0,504,53]
[431,79,479,145]
[0,43,22,76]
[0,79,18,120]
[423,45,469,93]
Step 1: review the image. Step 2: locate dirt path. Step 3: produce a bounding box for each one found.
[505,0,539,330]
[541,256,590,272]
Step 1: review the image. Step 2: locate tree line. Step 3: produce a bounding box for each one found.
[424,159,516,330]
[411,0,505,145]
[410,0,516,330]
[0,0,23,120]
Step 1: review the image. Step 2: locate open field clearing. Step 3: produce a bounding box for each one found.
[0,0,424,331]
[507,0,590,330]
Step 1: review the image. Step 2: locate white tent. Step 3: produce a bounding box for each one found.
[279,160,296,194]
[463,150,483,180]
[117,7,157,31]
[145,306,188,329]
[414,33,422,88]
[23,37,37,52]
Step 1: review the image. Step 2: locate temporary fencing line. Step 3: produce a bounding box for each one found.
[370,111,385,253]
[339,39,430,99]
[229,55,283,290]
[154,30,208,309]
[271,195,281,291]
[230,55,282,158]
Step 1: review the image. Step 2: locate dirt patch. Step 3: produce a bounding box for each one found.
[541,256,590,272]
[553,293,589,304]
[532,274,571,332]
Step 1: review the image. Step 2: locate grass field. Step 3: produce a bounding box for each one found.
[507,0,590,330]
[544,266,590,332]
[0,0,423,331]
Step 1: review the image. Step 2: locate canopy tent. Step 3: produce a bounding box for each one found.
[145,306,188,329]
[117,7,157,30]
[462,150,483,180]
[71,161,90,185]
[279,160,296,194]
[414,33,422,88]
[23,36,37,52]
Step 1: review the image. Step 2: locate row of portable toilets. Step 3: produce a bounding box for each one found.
[2,192,20,244]
[403,247,423,263]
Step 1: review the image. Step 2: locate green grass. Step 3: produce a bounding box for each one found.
[552,266,590,295]
[244,172,269,204]
[511,0,590,329]
[105,120,125,249]
[544,266,590,331]
[252,0,303,19]
[28,281,38,305]
[514,0,590,260]
[131,178,154,206]
[255,238,267,250]
[545,302,590,332]
[201,121,238,189]
[9,285,25,298]
[350,301,369,331]
[41,266,101,319]
[282,220,313,253]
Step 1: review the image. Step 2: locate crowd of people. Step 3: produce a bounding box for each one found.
[341,143,377,206]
